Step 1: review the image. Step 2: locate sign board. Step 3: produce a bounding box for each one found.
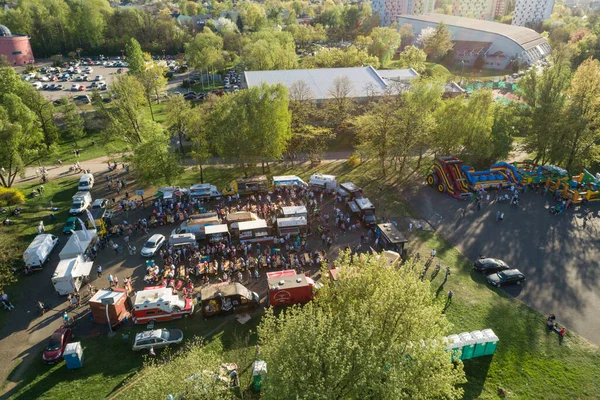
[135,190,145,196]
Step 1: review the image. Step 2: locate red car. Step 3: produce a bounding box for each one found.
[77,85,86,91]
[42,328,72,364]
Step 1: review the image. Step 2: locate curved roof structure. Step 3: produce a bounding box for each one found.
[0,25,11,37]
[396,13,547,51]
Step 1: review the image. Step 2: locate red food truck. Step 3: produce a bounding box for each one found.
[266,270,322,307]
[89,288,132,327]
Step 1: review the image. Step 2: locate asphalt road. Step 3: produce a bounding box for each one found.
[408,182,600,346]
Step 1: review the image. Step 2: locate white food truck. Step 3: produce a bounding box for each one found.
[51,255,94,295]
[23,234,60,270]
[309,174,337,193]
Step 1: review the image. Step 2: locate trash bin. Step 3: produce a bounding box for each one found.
[252,360,267,392]
[470,330,487,358]
[482,329,499,355]
[458,332,475,360]
[444,334,463,362]
[63,342,84,369]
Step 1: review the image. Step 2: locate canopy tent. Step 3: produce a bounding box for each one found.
[59,229,98,260]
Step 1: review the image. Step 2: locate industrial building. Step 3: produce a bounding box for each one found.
[372,0,436,26]
[243,66,419,103]
[396,13,551,70]
[512,0,555,27]
[451,0,507,21]
[0,25,34,66]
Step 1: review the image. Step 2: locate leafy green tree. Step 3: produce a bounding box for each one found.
[104,74,148,145]
[419,23,454,60]
[238,1,267,32]
[240,29,298,70]
[207,84,291,173]
[126,38,146,76]
[323,76,356,130]
[185,28,226,71]
[396,45,427,74]
[131,127,183,186]
[20,85,60,151]
[62,102,85,147]
[165,94,195,156]
[302,45,380,68]
[258,251,466,400]
[0,187,25,209]
[138,63,168,121]
[366,27,401,67]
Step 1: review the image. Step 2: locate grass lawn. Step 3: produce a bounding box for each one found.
[39,129,126,167]
[5,160,600,399]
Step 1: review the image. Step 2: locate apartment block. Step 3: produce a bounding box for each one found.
[452,0,505,21]
[512,0,555,26]
[373,0,436,26]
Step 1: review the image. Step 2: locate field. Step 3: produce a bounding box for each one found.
[3,160,600,399]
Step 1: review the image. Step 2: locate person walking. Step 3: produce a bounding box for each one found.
[430,249,437,258]
[1,293,14,310]
[113,275,119,287]
[97,265,103,278]
[108,274,114,287]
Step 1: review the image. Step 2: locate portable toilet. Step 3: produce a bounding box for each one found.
[482,329,499,355]
[458,332,475,360]
[63,342,84,369]
[252,360,267,392]
[445,334,463,362]
[470,330,487,358]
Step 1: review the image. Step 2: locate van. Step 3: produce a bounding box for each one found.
[171,213,220,239]
[23,234,60,269]
[78,174,94,191]
[70,191,92,215]
[168,233,196,247]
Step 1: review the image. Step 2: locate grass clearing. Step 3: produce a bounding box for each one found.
[5,160,600,399]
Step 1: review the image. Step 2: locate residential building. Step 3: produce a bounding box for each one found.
[373,0,436,26]
[512,0,555,26]
[396,13,551,69]
[452,0,506,21]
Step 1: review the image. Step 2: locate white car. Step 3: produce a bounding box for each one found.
[84,68,93,74]
[141,234,165,257]
[132,329,184,351]
[94,75,103,81]
[71,84,80,91]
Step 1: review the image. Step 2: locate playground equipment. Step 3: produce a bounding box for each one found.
[428,156,520,200]
[427,156,471,200]
[513,161,567,185]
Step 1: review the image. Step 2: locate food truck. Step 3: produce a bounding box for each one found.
[223,176,269,196]
[280,206,307,218]
[201,282,260,316]
[354,198,377,227]
[172,213,221,239]
[204,224,231,243]
[89,288,132,327]
[309,174,337,193]
[226,211,259,229]
[51,255,94,295]
[277,217,307,236]
[272,175,307,188]
[266,270,321,307]
[86,208,108,238]
[189,183,222,200]
[133,287,194,324]
[375,223,408,254]
[339,182,363,199]
[237,220,272,243]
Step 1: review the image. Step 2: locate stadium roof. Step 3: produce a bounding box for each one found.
[244,66,419,101]
[397,13,547,51]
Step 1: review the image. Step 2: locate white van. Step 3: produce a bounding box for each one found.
[23,234,60,269]
[309,174,337,193]
[168,233,197,247]
[70,191,92,215]
[78,173,94,191]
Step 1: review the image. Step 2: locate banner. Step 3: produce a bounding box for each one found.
[85,209,96,230]
[70,230,84,252]
[77,217,90,240]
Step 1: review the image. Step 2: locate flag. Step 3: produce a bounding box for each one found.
[86,209,96,230]
[77,217,89,240]
[70,230,84,252]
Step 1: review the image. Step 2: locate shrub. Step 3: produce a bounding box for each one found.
[347,155,361,168]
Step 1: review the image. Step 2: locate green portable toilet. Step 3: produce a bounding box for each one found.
[445,334,463,362]
[252,360,267,392]
[470,330,487,358]
[482,329,499,355]
[459,332,475,360]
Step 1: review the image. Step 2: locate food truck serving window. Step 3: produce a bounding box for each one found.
[254,229,268,237]
[239,230,253,239]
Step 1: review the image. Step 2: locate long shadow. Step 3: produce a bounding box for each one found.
[461,355,494,399]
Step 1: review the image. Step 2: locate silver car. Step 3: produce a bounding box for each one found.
[132,329,184,351]
[141,234,165,257]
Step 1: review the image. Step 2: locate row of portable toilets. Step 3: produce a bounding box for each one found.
[444,329,499,362]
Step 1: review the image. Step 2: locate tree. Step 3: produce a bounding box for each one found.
[397,45,427,74]
[104,74,148,145]
[302,46,380,69]
[185,28,226,71]
[0,187,25,209]
[20,86,60,151]
[240,30,298,71]
[323,76,356,130]
[473,54,486,71]
[121,340,235,400]
[126,38,145,76]
[138,63,168,121]
[165,94,195,156]
[132,127,183,186]
[366,27,401,67]
[563,58,600,170]
[258,251,466,400]
[288,80,333,163]
[207,84,291,173]
[419,23,454,60]
[62,102,85,147]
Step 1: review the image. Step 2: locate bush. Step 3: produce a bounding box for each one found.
[347,155,361,168]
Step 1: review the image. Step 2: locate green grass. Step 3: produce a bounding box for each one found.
[39,129,124,166]
[5,160,600,399]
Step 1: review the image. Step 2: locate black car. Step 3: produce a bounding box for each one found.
[487,269,526,288]
[473,258,510,274]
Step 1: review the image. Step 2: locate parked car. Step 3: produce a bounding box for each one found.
[63,217,80,235]
[71,84,81,91]
[487,269,526,288]
[141,234,166,257]
[73,94,91,104]
[94,75,103,81]
[92,198,108,209]
[54,84,64,91]
[42,328,72,364]
[132,329,184,351]
[473,258,510,274]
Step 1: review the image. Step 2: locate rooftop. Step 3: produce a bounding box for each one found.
[397,13,548,51]
[200,282,253,300]
[244,67,419,101]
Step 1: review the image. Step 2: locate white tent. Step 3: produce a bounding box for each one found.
[59,229,98,260]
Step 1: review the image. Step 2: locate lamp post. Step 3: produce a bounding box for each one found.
[162,49,166,60]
